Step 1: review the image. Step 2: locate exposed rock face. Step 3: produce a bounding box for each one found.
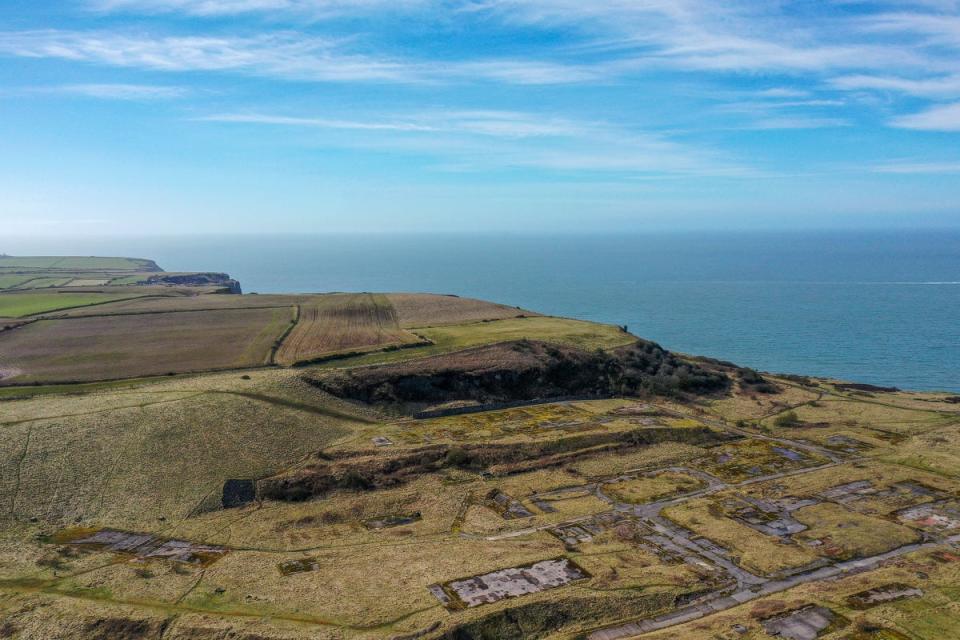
[256,426,731,502]
[305,339,729,411]
[146,272,242,293]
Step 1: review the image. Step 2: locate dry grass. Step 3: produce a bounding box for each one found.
[793,503,919,560]
[694,438,827,482]
[663,498,820,575]
[601,470,705,504]
[386,293,536,328]
[571,442,708,477]
[706,382,822,422]
[779,398,953,436]
[309,316,637,371]
[0,372,356,532]
[880,423,960,479]
[275,294,421,365]
[735,459,960,510]
[3,292,960,640]
[0,307,292,384]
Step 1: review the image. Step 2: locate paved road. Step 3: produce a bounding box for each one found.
[587,534,960,640]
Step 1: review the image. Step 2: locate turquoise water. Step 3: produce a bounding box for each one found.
[7,231,959,391]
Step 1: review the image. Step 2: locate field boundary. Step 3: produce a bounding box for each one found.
[413,394,606,419]
[0,292,159,318]
[0,363,280,389]
[269,305,301,365]
[43,302,292,320]
[289,338,433,368]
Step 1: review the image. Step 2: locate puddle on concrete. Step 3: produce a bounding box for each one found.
[824,435,871,453]
[548,512,637,546]
[897,501,960,531]
[485,490,534,519]
[846,583,923,609]
[761,605,846,640]
[51,528,228,566]
[771,446,805,462]
[724,495,816,538]
[431,557,590,609]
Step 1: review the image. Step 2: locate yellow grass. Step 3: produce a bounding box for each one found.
[663,498,820,575]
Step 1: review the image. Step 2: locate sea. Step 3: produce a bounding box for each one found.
[7,230,960,392]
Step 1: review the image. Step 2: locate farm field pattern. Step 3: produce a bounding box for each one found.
[1,256,960,640]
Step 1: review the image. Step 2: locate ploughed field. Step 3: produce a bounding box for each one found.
[2,256,960,640]
[274,293,424,365]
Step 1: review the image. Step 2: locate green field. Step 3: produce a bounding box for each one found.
[0,255,157,270]
[0,292,150,317]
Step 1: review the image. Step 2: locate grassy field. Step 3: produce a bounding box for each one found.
[601,470,705,504]
[0,275,39,290]
[793,502,919,559]
[0,370,356,530]
[662,497,822,575]
[0,292,152,317]
[275,293,421,365]
[315,315,637,370]
[385,292,535,328]
[0,307,292,384]
[0,256,158,270]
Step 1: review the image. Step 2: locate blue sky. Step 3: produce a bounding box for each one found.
[2,1,960,234]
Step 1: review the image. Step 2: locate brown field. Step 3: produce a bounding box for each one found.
[275,293,421,365]
[386,292,536,328]
[0,307,291,384]
[58,292,303,316]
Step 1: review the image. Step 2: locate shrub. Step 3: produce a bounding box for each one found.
[774,411,800,427]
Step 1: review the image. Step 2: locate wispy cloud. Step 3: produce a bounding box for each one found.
[739,117,851,130]
[26,83,187,99]
[890,102,960,130]
[90,0,419,17]
[203,110,597,137]
[829,73,960,98]
[0,30,418,82]
[478,1,941,74]
[201,108,754,176]
[873,160,960,173]
[0,29,601,85]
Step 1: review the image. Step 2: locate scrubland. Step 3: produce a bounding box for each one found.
[1,279,959,640]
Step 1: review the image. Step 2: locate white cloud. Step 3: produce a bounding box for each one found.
[203,110,590,138]
[200,108,753,176]
[890,102,960,130]
[873,160,960,173]
[0,30,417,82]
[32,83,187,99]
[755,88,810,98]
[862,12,960,48]
[0,29,601,85]
[90,0,419,16]
[739,117,850,130]
[829,73,960,97]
